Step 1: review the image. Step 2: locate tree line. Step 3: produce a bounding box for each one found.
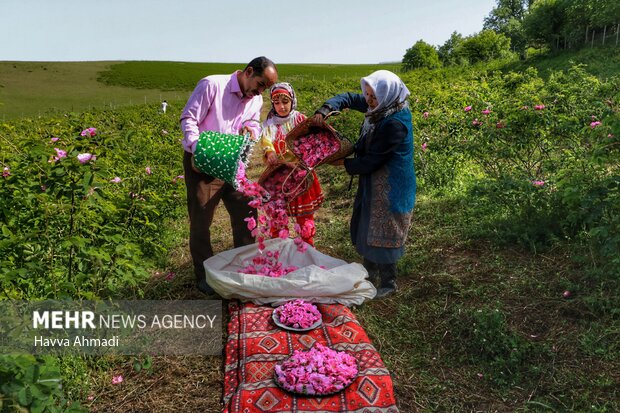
[402,0,620,70]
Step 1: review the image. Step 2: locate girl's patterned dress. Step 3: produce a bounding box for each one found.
[260,111,324,245]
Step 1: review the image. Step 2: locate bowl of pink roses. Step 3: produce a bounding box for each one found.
[272,299,322,332]
[274,343,359,396]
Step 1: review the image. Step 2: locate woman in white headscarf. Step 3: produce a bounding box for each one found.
[312,70,417,299]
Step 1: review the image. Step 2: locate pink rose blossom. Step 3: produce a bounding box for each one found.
[51,137,59,143]
[532,180,545,187]
[464,105,472,112]
[49,148,67,163]
[145,166,152,175]
[55,148,67,159]
[590,121,601,128]
[472,119,482,127]
[245,217,257,231]
[534,104,545,110]
[165,271,176,281]
[422,111,429,119]
[111,375,124,385]
[77,153,95,164]
[496,122,505,129]
[80,127,97,137]
[421,142,428,152]
[110,176,122,183]
[481,109,491,115]
[2,167,10,178]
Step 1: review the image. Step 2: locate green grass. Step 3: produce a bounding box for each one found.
[500,46,620,79]
[0,62,182,120]
[96,61,402,91]
[0,61,400,120]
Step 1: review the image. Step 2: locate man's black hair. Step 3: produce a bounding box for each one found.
[245,56,277,76]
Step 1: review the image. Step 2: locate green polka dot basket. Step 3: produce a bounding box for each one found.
[193,131,254,189]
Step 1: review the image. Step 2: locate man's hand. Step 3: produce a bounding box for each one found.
[240,126,257,141]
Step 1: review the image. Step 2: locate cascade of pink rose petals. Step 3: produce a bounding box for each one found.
[234,163,309,277]
[274,343,358,395]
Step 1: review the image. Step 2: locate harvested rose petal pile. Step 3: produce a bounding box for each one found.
[240,250,298,277]
[274,299,321,329]
[291,132,340,168]
[274,343,358,395]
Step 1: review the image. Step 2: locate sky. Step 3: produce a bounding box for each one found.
[0,0,497,64]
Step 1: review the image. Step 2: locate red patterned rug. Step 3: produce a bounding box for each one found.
[223,301,400,413]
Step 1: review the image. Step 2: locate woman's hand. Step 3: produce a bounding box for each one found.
[310,113,325,127]
[266,151,278,166]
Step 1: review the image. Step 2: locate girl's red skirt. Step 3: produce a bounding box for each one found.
[288,169,323,216]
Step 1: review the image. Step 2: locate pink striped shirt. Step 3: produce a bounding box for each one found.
[180,71,262,153]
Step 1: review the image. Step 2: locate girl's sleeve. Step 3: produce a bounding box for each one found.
[344,119,407,176]
[294,111,307,126]
[315,93,368,117]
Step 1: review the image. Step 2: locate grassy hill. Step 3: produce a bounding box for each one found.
[1,48,617,120]
[0,61,400,120]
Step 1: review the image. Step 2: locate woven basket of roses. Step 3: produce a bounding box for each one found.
[258,162,314,204]
[285,118,354,169]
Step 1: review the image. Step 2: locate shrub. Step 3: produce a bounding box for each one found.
[402,40,441,71]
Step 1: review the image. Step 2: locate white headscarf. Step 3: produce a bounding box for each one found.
[361,70,410,118]
[359,70,410,137]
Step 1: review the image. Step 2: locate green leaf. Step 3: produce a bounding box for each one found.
[133,360,142,372]
[17,386,32,406]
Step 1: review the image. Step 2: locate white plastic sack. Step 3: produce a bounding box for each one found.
[204,238,376,306]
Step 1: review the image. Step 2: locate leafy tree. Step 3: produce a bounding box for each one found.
[484,0,528,30]
[523,0,619,50]
[402,40,441,71]
[458,30,513,63]
[484,0,530,57]
[438,32,466,66]
[523,0,566,49]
